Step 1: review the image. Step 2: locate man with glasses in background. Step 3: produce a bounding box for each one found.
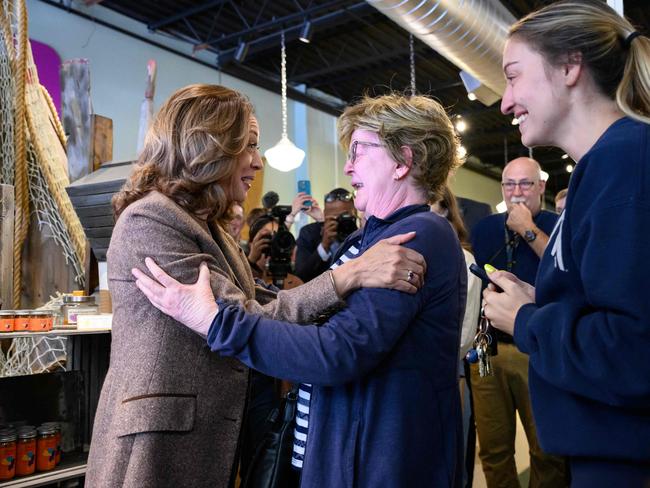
[294,187,357,283]
[469,157,567,487]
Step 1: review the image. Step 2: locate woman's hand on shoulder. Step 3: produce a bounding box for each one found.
[333,231,426,296]
[132,258,218,337]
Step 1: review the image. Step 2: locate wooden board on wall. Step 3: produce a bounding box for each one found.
[21,212,78,308]
[0,184,14,309]
[92,115,113,171]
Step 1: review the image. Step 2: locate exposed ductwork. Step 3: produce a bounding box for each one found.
[366,0,516,99]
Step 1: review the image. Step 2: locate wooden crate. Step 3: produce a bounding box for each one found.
[66,161,133,261]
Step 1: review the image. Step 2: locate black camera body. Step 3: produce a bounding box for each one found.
[336,212,358,242]
[265,205,296,284]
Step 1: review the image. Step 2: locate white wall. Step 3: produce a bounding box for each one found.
[27,0,499,209]
[450,167,502,210]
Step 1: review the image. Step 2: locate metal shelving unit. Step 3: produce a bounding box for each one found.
[0,329,110,340]
[0,452,87,488]
[1,330,111,487]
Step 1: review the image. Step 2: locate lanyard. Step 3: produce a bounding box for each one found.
[485,216,520,271]
[504,226,520,272]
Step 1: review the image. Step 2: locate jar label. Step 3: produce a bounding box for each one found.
[16,440,35,475]
[0,318,13,332]
[36,437,57,472]
[0,444,16,479]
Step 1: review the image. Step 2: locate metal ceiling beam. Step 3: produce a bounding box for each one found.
[294,46,415,83]
[40,0,345,117]
[206,0,350,48]
[222,63,345,116]
[149,0,229,31]
[217,2,373,66]
[309,60,463,94]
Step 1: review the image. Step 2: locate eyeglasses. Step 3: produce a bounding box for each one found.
[347,140,385,165]
[501,180,536,191]
[324,191,353,203]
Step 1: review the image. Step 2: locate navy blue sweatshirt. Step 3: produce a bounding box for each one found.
[514,117,650,462]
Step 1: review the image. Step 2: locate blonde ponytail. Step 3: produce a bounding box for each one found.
[617,34,650,123]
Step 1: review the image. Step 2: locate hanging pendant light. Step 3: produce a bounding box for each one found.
[264,31,305,172]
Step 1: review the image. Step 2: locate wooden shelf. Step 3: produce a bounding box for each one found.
[0,328,110,339]
[0,452,87,487]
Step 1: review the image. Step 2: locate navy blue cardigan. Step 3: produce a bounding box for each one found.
[207,204,466,487]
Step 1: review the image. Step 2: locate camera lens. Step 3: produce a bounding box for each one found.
[336,213,358,241]
[274,230,296,254]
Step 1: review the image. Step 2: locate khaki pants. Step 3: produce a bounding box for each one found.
[470,343,568,488]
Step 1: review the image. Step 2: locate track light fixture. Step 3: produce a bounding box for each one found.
[234,41,249,63]
[299,21,313,44]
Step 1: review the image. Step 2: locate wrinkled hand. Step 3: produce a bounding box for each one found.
[506,203,534,235]
[132,257,218,338]
[482,270,535,335]
[321,216,338,251]
[247,229,271,264]
[345,231,426,294]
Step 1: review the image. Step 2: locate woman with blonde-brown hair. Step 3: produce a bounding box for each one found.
[133,92,467,487]
[481,1,650,485]
[86,84,427,488]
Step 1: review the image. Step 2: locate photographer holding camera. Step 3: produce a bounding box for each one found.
[294,188,357,282]
[247,207,303,290]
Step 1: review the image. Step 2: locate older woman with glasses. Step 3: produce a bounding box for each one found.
[134,93,467,487]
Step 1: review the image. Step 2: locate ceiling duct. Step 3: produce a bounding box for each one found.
[367,0,516,102]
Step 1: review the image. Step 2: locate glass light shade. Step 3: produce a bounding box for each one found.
[264,135,305,172]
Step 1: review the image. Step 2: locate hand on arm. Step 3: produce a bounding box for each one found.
[132,258,217,337]
[331,231,426,296]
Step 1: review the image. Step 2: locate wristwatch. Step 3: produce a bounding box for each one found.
[523,228,537,242]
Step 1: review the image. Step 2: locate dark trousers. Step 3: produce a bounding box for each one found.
[471,344,568,487]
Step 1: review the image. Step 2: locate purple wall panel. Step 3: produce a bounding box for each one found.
[31,39,62,117]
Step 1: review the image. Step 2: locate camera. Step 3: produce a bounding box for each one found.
[336,212,358,242]
[265,205,296,285]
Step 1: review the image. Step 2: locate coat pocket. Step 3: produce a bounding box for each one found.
[115,393,197,437]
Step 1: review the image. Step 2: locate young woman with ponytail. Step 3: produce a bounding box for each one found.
[482,1,650,485]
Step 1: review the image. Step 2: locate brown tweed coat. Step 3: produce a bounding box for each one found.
[86,192,341,488]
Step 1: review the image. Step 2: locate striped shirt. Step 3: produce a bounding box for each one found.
[291,241,361,470]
